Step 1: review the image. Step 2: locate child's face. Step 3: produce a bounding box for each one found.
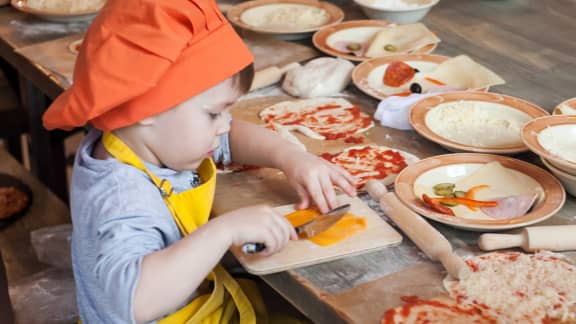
[144,77,240,170]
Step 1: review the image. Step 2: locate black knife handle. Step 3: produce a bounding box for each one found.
[241,242,266,254]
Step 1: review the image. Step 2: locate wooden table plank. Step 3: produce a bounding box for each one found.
[0,148,70,282]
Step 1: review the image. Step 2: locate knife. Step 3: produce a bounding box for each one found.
[241,203,351,254]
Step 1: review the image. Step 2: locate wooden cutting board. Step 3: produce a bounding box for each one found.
[230,195,402,275]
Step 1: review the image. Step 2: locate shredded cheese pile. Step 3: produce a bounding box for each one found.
[444,252,576,323]
[242,5,329,30]
[25,0,105,12]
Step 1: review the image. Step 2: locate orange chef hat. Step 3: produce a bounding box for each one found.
[43,0,254,131]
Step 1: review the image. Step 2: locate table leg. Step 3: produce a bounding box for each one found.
[20,79,69,203]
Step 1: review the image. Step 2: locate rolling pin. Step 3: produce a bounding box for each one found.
[479,225,576,252]
[366,180,471,280]
[249,62,301,91]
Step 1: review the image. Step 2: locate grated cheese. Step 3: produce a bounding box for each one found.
[444,252,576,324]
[25,0,105,12]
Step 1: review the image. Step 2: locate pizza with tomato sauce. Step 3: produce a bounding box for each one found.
[258,98,374,140]
[442,252,576,324]
[320,145,419,188]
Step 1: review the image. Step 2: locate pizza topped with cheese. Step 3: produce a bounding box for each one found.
[259,98,374,140]
[320,145,419,188]
[443,252,576,324]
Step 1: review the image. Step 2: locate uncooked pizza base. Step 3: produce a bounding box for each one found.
[321,145,419,188]
[259,98,374,140]
[443,252,576,323]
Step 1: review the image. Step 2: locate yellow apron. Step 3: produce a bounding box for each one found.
[102,132,257,324]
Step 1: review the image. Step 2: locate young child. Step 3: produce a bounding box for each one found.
[42,0,356,323]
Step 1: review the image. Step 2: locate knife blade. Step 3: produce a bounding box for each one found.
[241,203,351,254]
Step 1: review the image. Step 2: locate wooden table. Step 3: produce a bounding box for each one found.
[0,0,575,322]
[0,8,89,201]
[0,148,70,283]
[238,0,576,322]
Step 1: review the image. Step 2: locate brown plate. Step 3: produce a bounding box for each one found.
[409,92,549,154]
[227,0,344,40]
[394,153,565,231]
[312,20,437,62]
[552,97,576,116]
[0,173,33,229]
[352,54,448,100]
[521,115,576,175]
[11,0,102,22]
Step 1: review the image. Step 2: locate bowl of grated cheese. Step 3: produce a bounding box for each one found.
[354,0,439,23]
[11,0,105,22]
[227,0,344,40]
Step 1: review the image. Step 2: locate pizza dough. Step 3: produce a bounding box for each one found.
[282,57,354,98]
[259,98,374,140]
[240,4,330,31]
[321,145,420,188]
[364,23,440,58]
[443,252,576,323]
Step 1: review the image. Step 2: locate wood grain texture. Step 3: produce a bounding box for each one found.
[0,149,70,282]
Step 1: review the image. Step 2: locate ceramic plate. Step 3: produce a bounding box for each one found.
[227,0,343,40]
[394,153,565,231]
[409,92,549,154]
[553,97,576,116]
[11,0,102,22]
[352,54,449,99]
[0,173,33,229]
[521,115,576,175]
[312,20,437,62]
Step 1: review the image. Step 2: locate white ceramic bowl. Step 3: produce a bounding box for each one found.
[354,0,439,23]
[521,116,576,175]
[541,157,576,197]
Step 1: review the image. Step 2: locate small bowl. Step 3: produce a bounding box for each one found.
[354,0,439,23]
[521,115,576,175]
[552,97,576,116]
[541,157,576,197]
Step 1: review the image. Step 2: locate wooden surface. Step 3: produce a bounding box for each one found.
[240,0,576,323]
[0,148,70,282]
[231,195,402,275]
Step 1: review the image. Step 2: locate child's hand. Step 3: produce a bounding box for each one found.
[218,205,298,256]
[277,150,357,213]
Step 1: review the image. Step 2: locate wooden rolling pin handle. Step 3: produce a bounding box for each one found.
[366,180,470,280]
[478,233,526,251]
[437,251,471,280]
[249,62,301,91]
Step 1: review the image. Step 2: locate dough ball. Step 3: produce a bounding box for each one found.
[282,58,354,98]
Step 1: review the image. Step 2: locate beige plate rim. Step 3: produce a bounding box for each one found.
[409,91,549,154]
[394,153,566,231]
[312,19,437,62]
[352,53,449,100]
[521,115,576,171]
[226,0,344,35]
[552,97,576,115]
[11,0,101,16]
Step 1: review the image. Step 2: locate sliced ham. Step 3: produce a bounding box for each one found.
[480,194,538,220]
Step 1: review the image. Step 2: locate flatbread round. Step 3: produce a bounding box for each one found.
[259,98,374,140]
[443,252,576,323]
[320,145,419,188]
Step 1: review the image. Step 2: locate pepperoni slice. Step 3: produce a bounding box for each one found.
[383,61,416,87]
